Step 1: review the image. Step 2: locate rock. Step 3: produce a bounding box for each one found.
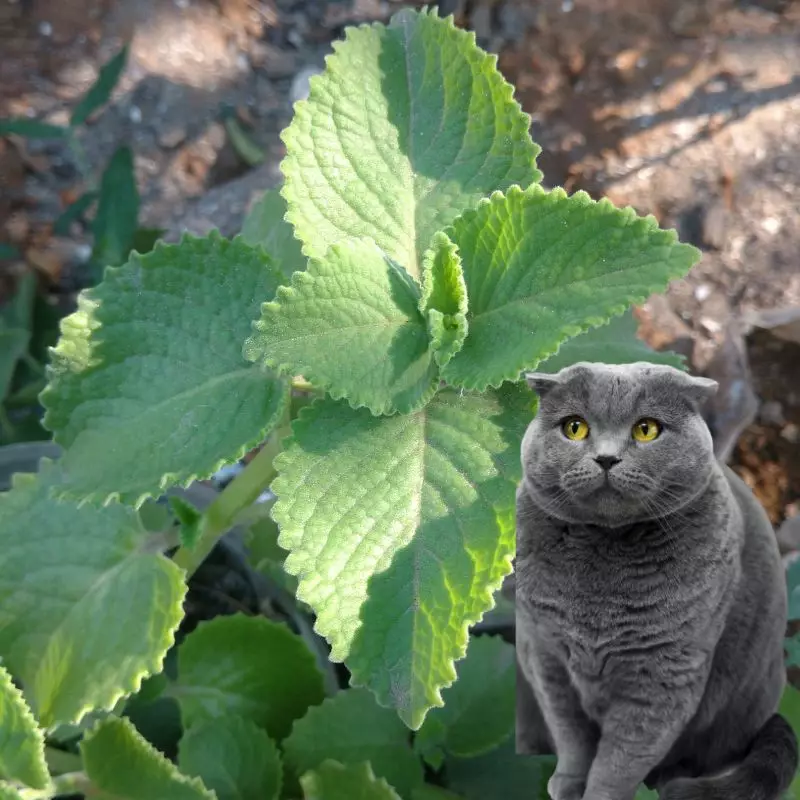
[742,306,800,346]
[702,322,759,463]
[158,126,188,149]
[248,41,298,78]
[759,400,786,426]
[703,201,729,250]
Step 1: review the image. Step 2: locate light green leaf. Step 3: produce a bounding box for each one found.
[445,739,555,800]
[92,146,140,272]
[441,185,701,390]
[179,715,282,800]
[536,309,686,373]
[41,233,289,507]
[0,665,48,789]
[420,233,467,368]
[0,329,29,401]
[169,496,202,550]
[301,760,402,800]
[0,785,24,799]
[81,716,215,799]
[244,238,437,415]
[634,787,660,800]
[273,384,534,728]
[173,614,324,741]
[0,119,68,138]
[284,688,423,798]
[415,635,514,764]
[241,189,306,282]
[281,7,540,279]
[71,45,129,127]
[0,461,186,728]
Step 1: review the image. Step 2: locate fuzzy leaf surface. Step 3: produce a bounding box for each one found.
[301,760,401,800]
[241,189,306,281]
[179,715,282,800]
[0,665,48,788]
[273,385,534,728]
[536,309,686,373]
[244,239,437,415]
[173,614,324,741]
[284,688,423,798]
[441,185,701,389]
[81,716,215,799]
[281,7,540,279]
[0,463,186,728]
[415,635,514,763]
[41,233,289,506]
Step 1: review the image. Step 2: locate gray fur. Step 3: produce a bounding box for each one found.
[516,361,795,800]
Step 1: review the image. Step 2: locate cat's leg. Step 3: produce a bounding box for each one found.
[580,698,697,800]
[519,642,597,800]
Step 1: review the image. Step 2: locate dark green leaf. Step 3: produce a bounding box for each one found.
[168,496,202,550]
[0,329,30,401]
[92,146,140,272]
[0,119,68,138]
[71,45,130,127]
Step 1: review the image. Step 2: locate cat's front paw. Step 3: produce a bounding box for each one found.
[548,772,586,800]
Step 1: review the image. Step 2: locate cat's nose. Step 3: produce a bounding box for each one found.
[594,455,621,471]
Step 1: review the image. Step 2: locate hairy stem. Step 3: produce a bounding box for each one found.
[172,422,288,578]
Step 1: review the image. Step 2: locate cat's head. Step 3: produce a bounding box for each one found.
[521,361,718,528]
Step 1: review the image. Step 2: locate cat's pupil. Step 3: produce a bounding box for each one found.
[640,422,649,435]
[570,421,580,434]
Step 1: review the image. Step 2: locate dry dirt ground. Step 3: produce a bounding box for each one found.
[1,0,799,528]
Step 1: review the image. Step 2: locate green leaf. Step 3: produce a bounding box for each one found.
[173,614,324,741]
[169,496,202,549]
[415,635,514,764]
[241,189,306,282]
[81,716,215,799]
[92,146,140,271]
[411,787,463,800]
[634,787,660,800]
[440,185,701,390]
[273,384,534,728]
[0,461,186,727]
[244,238,438,415]
[786,635,800,668]
[0,328,29,401]
[445,739,555,800]
[284,688,423,798]
[420,233,467,368]
[224,116,265,167]
[0,272,36,333]
[179,716,282,800]
[0,665,48,789]
[536,309,686,373]
[41,233,289,507]
[0,119,68,138]
[71,45,129,127]
[0,785,24,800]
[281,7,540,279]
[787,559,800,621]
[301,760,402,800]
[780,685,800,798]
[53,191,98,236]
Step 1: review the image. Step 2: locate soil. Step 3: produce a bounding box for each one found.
[1,0,799,525]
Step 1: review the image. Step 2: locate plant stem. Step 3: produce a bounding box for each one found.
[172,427,286,579]
[291,377,315,393]
[44,745,83,776]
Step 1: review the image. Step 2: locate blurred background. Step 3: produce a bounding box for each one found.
[0,0,799,546]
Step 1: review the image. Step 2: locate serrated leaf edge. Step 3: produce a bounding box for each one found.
[279,7,542,268]
[0,665,49,789]
[440,184,701,392]
[299,758,402,800]
[81,716,216,798]
[39,231,291,509]
[244,242,440,418]
[269,395,517,728]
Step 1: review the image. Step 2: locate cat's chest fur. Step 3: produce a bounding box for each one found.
[516,483,740,715]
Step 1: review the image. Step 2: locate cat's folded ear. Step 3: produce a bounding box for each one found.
[525,372,561,397]
[675,372,719,403]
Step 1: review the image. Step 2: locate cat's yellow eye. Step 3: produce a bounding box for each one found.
[632,418,661,442]
[562,417,590,441]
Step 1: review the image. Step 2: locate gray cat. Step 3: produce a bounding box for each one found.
[515,361,797,800]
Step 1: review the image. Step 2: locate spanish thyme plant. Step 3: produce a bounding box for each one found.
[0,7,710,798]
